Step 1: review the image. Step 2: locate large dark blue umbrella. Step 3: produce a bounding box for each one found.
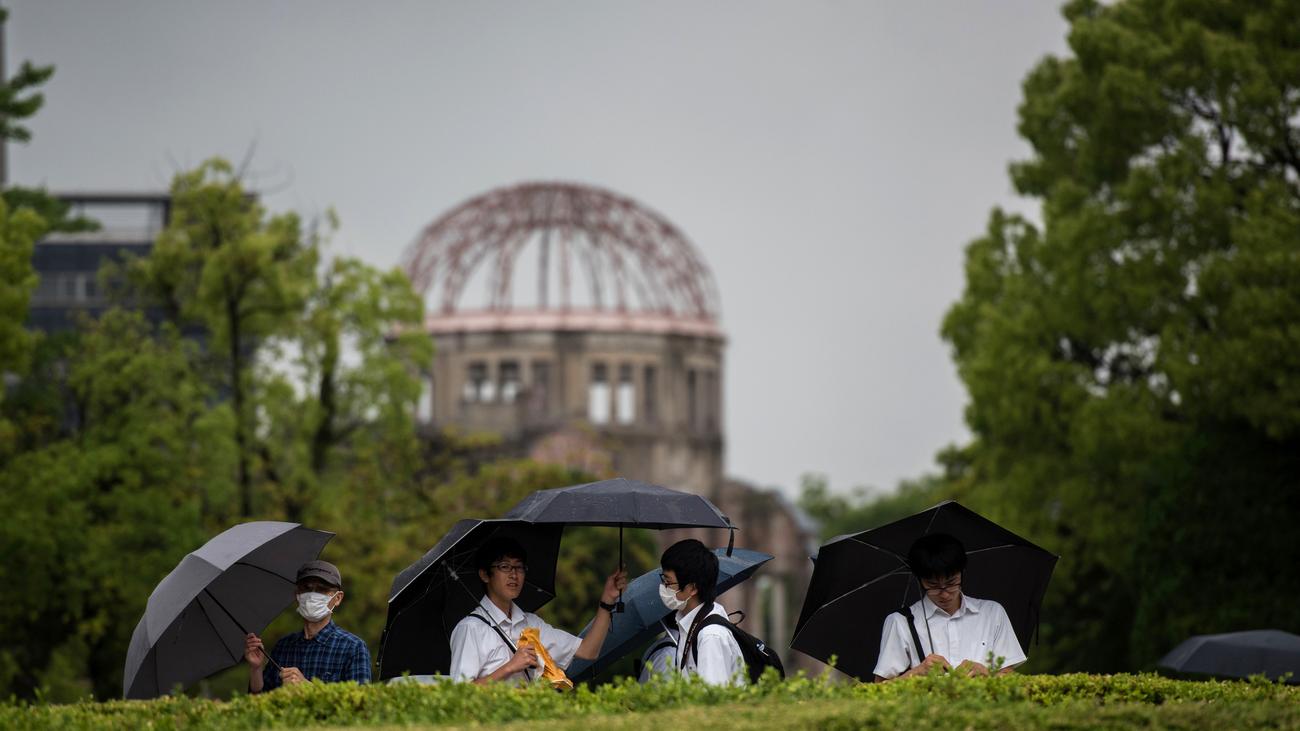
[377,519,564,680]
[123,521,334,698]
[565,547,772,681]
[504,477,735,611]
[1159,630,1300,683]
[791,500,1057,681]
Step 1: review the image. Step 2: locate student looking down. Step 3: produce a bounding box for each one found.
[874,533,1026,681]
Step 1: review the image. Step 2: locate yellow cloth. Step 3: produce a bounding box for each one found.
[518,627,574,691]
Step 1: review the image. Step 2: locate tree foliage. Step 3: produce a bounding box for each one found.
[941,0,1300,671]
[1,156,650,700]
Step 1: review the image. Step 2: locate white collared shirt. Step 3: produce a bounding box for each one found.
[637,625,679,683]
[873,594,1027,679]
[447,597,581,682]
[675,601,744,686]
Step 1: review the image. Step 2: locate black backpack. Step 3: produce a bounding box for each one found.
[687,610,785,683]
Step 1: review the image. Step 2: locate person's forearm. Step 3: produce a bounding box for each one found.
[473,663,520,685]
[248,665,264,693]
[575,608,612,660]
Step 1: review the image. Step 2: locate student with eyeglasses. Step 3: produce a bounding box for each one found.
[873,533,1026,681]
[448,536,627,684]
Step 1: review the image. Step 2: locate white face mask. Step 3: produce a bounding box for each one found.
[659,582,688,612]
[296,591,336,621]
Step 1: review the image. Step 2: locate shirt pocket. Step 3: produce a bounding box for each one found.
[970,640,989,665]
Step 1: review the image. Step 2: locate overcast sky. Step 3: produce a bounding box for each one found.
[9,1,1070,498]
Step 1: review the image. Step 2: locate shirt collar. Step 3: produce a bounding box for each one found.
[675,602,706,633]
[478,596,520,625]
[303,620,338,642]
[922,593,977,618]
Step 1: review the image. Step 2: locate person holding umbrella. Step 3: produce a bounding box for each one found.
[873,534,1026,681]
[244,560,371,692]
[661,539,745,686]
[448,536,627,684]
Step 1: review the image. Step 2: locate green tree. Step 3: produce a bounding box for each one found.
[126,159,318,519]
[0,8,96,232]
[0,196,43,454]
[797,473,951,541]
[942,0,1300,671]
[258,254,432,522]
[0,311,217,699]
[0,8,52,148]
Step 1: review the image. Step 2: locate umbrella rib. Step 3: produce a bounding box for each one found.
[922,505,944,535]
[196,593,241,665]
[202,588,250,636]
[792,566,913,647]
[232,561,297,583]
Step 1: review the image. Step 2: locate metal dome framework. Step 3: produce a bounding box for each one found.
[401,182,721,324]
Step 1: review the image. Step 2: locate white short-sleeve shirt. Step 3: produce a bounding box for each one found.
[447,597,582,682]
[873,594,1027,679]
[675,601,744,686]
[637,625,679,683]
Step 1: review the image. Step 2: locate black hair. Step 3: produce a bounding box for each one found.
[475,536,528,575]
[906,533,967,581]
[660,538,719,606]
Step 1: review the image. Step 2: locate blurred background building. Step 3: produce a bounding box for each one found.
[402,181,819,670]
[26,193,169,333]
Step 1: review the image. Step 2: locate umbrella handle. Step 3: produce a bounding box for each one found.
[614,525,625,613]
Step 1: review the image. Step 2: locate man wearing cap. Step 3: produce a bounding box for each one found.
[244,560,372,692]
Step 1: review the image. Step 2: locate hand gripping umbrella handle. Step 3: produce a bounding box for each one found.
[204,589,283,671]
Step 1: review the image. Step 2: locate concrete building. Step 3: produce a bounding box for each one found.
[27,193,170,333]
[403,181,819,670]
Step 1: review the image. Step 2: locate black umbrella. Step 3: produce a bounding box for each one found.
[503,477,734,611]
[791,500,1057,681]
[1158,629,1300,683]
[123,521,334,698]
[377,519,563,680]
[565,547,772,681]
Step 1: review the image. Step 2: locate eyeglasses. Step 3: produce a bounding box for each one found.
[491,563,528,576]
[921,578,962,595]
[658,573,679,589]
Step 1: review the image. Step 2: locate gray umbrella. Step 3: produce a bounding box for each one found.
[503,477,735,611]
[1158,629,1300,683]
[123,521,334,698]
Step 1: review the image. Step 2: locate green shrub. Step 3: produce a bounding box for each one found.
[2,673,1296,731]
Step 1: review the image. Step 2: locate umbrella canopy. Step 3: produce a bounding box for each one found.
[565,547,773,681]
[378,519,564,680]
[503,477,732,531]
[123,521,334,699]
[504,477,735,611]
[791,500,1057,681]
[1158,630,1300,683]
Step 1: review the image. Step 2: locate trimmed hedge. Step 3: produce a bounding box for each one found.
[3,673,1297,730]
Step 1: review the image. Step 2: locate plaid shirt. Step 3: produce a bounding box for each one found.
[261,621,371,691]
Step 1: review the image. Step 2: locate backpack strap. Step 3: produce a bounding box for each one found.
[648,638,677,659]
[689,613,732,666]
[895,607,925,669]
[469,612,533,681]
